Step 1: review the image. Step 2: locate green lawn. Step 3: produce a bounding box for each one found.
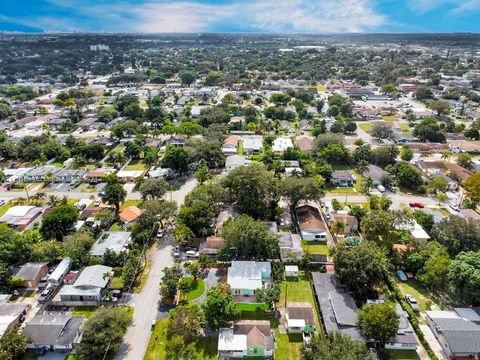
[316,83,326,92]
[120,199,143,211]
[51,160,65,168]
[235,303,269,312]
[301,241,329,255]
[109,222,123,231]
[0,202,13,216]
[125,160,148,171]
[324,186,357,195]
[383,115,397,122]
[145,318,217,360]
[275,331,303,360]
[110,145,124,154]
[81,186,97,193]
[396,278,438,313]
[387,349,420,360]
[72,306,98,318]
[179,277,206,302]
[110,268,124,290]
[358,123,372,132]
[399,123,412,134]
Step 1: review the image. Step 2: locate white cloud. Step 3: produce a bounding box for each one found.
[6,0,387,33]
[408,0,480,15]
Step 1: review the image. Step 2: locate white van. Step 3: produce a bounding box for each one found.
[377,184,386,193]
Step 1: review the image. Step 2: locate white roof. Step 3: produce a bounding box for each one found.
[227,261,270,290]
[272,137,293,152]
[74,265,112,288]
[287,319,306,328]
[218,328,247,351]
[117,170,144,178]
[4,206,36,217]
[285,265,298,272]
[426,310,460,319]
[455,308,480,322]
[48,257,72,283]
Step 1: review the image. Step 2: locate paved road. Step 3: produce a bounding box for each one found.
[114,177,197,360]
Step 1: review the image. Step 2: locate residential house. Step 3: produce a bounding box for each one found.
[296,136,314,154]
[11,262,48,289]
[283,160,301,175]
[296,205,327,242]
[119,206,143,224]
[116,170,144,183]
[218,320,275,359]
[59,265,113,302]
[85,168,114,184]
[24,314,83,351]
[431,172,458,191]
[79,206,108,220]
[52,169,87,183]
[450,140,480,153]
[272,137,293,155]
[391,132,415,144]
[332,214,358,235]
[0,206,45,231]
[0,303,29,340]
[279,233,304,262]
[417,161,472,183]
[199,236,225,256]
[48,257,72,286]
[23,166,60,182]
[225,155,251,172]
[363,164,388,186]
[227,261,271,302]
[426,309,480,360]
[242,136,263,154]
[90,231,132,258]
[148,167,174,179]
[396,220,430,243]
[385,303,417,351]
[285,302,316,334]
[330,170,355,187]
[311,272,363,341]
[222,135,239,155]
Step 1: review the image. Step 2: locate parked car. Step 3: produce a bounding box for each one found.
[449,203,460,212]
[405,294,420,313]
[303,331,313,345]
[156,229,164,238]
[0,200,5,207]
[38,288,54,303]
[409,202,425,208]
[386,184,396,192]
[377,184,386,193]
[320,201,325,208]
[186,250,199,258]
[94,199,101,206]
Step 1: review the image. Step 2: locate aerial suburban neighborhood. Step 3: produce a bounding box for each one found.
[0,27,478,360]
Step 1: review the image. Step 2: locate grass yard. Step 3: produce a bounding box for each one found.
[51,160,65,168]
[383,115,397,122]
[109,222,123,231]
[179,277,206,302]
[275,331,303,360]
[302,241,329,255]
[72,306,98,318]
[120,199,143,211]
[399,123,412,134]
[316,83,326,92]
[110,145,124,154]
[235,303,269,312]
[110,268,124,290]
[0,202,13,216]
[324,186,357,195]
[145,318,217,360]
[81,186,97,193]
[396,278,438,313]
[125,160,148,171]
[387,349,420,360]
[358,123,372,132]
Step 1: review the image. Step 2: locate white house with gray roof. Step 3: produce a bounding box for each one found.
[59,265,112,302]
[90,231,132,258]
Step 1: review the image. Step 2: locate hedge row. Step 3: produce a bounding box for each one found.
[385,275,439,360]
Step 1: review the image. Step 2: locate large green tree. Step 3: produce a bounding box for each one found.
[301,332,373,360]
[40,204,78,241]
[220,215,279,261]
[431,216,480,255]
[333,242,387,301]
[139,178,169,200]
[202,283,237,330]
[358,302,400,347]
[61,230,95,268]
[447,251,480,305]
[223,164,277,219]
[102,183,127,212]
[0,326,27,360]
[167,303,204,343]
[464,172,480,204]
[280,177,323,214]
[76,307,133,360]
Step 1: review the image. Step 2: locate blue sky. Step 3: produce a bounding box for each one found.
[0,0,479,33]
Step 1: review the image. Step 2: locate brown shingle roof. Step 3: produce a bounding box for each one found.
[296,205,326,231]
[287,302,315,325]
[224,135,239,147]
[119,206,143,223]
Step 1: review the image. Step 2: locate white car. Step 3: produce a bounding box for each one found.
[377,184,385,193]
[186,250,199,258]
[449,203,460,212]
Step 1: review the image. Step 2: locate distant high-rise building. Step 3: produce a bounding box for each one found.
[89,44,109,51]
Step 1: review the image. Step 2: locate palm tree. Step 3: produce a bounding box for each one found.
[331,220,346,238]
[361,176,374,195]
[356,160,369,175]
[441,152,450,162]
[47,195,60,207]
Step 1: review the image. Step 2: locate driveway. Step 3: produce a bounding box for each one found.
[194,267,227,304]
[419,324,448,360]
